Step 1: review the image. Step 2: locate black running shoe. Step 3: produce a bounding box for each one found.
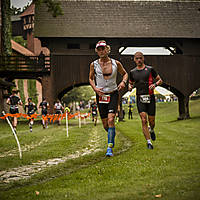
[147,143,154,150]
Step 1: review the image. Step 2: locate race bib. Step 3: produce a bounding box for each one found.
[99,95,110,104]
[140,95,150,103]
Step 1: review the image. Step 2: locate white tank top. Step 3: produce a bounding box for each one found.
[93,58,118,93]
[55,103,62,110]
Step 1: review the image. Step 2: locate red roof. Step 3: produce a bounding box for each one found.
[11,40,35,56]
[20,3,35,17]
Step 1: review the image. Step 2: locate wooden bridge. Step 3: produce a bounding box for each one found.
[0,55,50,80]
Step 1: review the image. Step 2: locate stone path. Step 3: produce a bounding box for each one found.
[0,128,103,184]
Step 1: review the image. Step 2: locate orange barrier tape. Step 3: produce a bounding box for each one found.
[0,112,90,121]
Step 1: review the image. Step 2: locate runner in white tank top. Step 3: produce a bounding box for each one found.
[89,40,128,156]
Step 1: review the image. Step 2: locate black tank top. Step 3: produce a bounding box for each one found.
[9,95,20,105]
[40,101,48,112]
[27,102,36,113]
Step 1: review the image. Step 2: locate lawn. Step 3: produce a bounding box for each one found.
[0,100,200,200]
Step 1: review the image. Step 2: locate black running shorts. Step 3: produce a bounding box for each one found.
[10,107,19,114]
[136,94,156,116]
[96,90,119,119]
[42,110,48,116]
[55,110,62,115]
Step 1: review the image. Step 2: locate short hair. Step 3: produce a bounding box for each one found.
[134,52,144,58]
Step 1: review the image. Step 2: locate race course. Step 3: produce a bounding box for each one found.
[0,100,200,200]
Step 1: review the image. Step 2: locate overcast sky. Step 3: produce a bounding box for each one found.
[11,0,32,9]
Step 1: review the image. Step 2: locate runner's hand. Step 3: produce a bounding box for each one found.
[149,84,156,90]
[95,87,104,96]
[118,81,126,91]
[128,83,133,91]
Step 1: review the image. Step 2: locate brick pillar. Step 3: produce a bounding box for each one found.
[41,75,55,114]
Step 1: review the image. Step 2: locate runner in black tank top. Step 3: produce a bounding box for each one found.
[91,100,98,126]
[129,52,163,150]
[25,98,37,132]
[39,97,49,129]
[6,89,23,132]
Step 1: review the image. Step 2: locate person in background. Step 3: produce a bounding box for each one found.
[39,97,49,129]
[54,99,64,125]
[6,88,23,133]
[128,103,133,119]
[90,99,98,126]
[25,97,37,132]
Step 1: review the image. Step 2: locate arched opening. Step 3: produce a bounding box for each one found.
[58,84,95,114]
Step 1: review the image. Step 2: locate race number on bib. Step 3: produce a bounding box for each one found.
[140,95,150,103]
[99,95,110,104]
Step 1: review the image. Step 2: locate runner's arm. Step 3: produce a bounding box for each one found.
[6,98,10,105]
[149,74,163,90]
[116,61,128,91]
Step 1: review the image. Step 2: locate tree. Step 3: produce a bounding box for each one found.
[62,86,95,106]
[2,0,12,56]
[33,0,63,17]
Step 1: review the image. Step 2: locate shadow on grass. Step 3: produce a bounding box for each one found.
[166,115,200,123]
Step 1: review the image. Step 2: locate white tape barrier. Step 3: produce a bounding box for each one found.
[65,112,69,137]
[2,111,22,159]
[78,112,81,128]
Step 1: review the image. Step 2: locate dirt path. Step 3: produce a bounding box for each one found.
[0,128,103,184]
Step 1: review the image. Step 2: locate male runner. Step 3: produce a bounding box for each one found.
[54,99,64,125]
[90,99,98,126]
[89,40,128,156]
[39,97,49,129]
[6,88,23,132]
[25,97,37,132]
[129,52,163,149]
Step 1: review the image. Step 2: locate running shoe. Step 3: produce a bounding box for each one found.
[149,127,156,141]
[106,147,113,157]
[147,143,154,150]
[30,128,32,132]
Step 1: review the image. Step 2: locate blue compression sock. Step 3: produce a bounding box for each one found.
[108,127,116,148]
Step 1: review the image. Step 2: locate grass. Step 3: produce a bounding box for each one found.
[0,100,200,200]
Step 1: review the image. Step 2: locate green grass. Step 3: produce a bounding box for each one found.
[0,100,200,200]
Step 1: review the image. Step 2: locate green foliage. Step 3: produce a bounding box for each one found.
[17,80,25,105]
[62,85,95,105]
[12,36,27,47]
[34,0,63,17]
[27,79,38,106]
[10,6,22,15]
